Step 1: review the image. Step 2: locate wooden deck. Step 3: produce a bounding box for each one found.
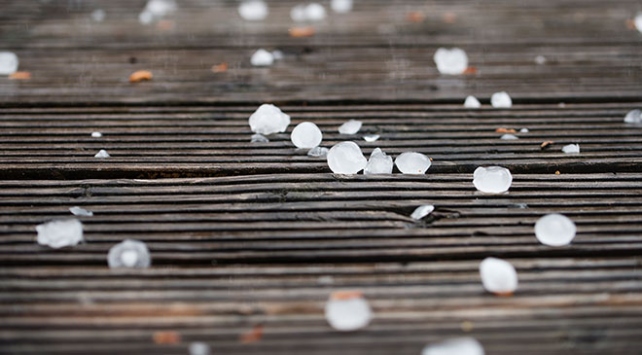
[1,0,642,354]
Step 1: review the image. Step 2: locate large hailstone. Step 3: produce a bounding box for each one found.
[433,48,468,75]
[248,104,291,135]
[534,214,576,246]
[238,0,268,21]
[395,152,431,174]
[0,51,19,75]
[562,144,580,154]
[364,148,393,174]
[491,91,512,108]
[108,239,151,268]
[479,257,518,295]
[410,205,435,220]
[291,122,323,149]
[338,119,362,135]
[331,0,353,13]
[473,166,512,194]
[422,337,485,355]
[327,141,367,174]
[624,109,641,124]
[325,291,372,331]
[250,49,274,66]
[464,95,481,108]
[36,219,84,249]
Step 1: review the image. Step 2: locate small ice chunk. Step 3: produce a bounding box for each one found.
[395,152,431,175]
[520,128,529,133]
[491,91,512,108]
[479,257,518,295]
[251,49,274,67]
[635,12,642,33]
[271,50,284,60]
[464,96,481,108]
[238,0,268,21]
[325,291,372,331]
[562,144,580,154]
[36,219,83,249]
[624,109,642,124]
[91,131,103,138]
[251,133,269,143]
[144,0,177,18]
[308,146,329,157]
[139,10,154,24]
[95,149,110,158]
[0,51,19,75]
[364,148,393,174]
[189,342,210,355]
[317,275,335,285]
[500,134,519,140]
[327,141,367,174]
[248,104,291,135]
[473,166,512,194]
[433,48,468,75]
[534,55,547,65]
[108,239,151,268]
[69,206,93,217]
[422,337,485,355]
[534,213,576,247]
[338,119,362,134]
[290,5,307,22]
[291,122,323,149]
[363,134,380,142]
[91,9,106,22]
[291,3,327,22]
[331,0,353,13]
[410,205,435,220]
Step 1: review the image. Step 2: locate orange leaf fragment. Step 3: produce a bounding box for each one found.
[289,26,316,38]
[540,141,554,150]
[9,71,31,80]
[153,331,181,344]
[211,62,228,73]
[406,11,425,23]
[463,66,478,75]
[156,19,175,31]
[240,324,264,344]
[442,12,457,24]
[129,70,153,83]
[330,290,363,301]
[626,19,636,30]
[495,127,516,134]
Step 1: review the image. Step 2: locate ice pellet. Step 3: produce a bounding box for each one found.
[325,291,372,331]
[479,257,518,295]
[238,0,268,21]
[433,48,468,75]
[91,131,103,138]
[308,146,329,157]
[562,144,580,154]
[331,0,353,13]
[464,96,481,108]
[338,119,362,134]
[395,152,431,175]
[139,10,154,24]
[290,5,307,22]
[108,239,151,268]
[291,122,323,149]
[364,148,393,174]
[291,3,327,22]
[144,0,176,17]
[248,104,291,135]
[327,141,367,174]
[189,342,210,355]
[422,337,485,355]
[91,9,106,22]
[520,128,529,133]
[95,149,110,158]
[410,205,435,220]
[69,206,93,217]
[635,13,642,33]
[534,213,576,247]
[624,109,641,124]
[363,134,380,142]
[36,219,83,249]
[251,133,269,143]
[251,49,274,66]
[491,91,512,108]
[0,51,19,75]
[473,166,512,194]
[271,50,284,60]
[534,55,547,65]
[500,134,518,140]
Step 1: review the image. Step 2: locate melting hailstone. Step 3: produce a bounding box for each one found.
[238,0,268,21]
[534,55,547,65]
[251,134,269,143]
[464,96,481,108]
[91,131,103,138]
[635,13,642,33]
[248,104,291,135]
[410,205,435,220]
[325,291,372,331]
[0,51,19,75]
[364,148,393,174]
[36,219,83,249]
[500,134,518,140]
[338,119,362,134]
[433,48,468,75]
[473,166,512,194]
[327,141,367,174]
[520,128,529,133]
[624,109,641,124]
[95,149,110,158]
[479,257,518,295]
[331,0,353,13]
[291,3,327,22]
[421,337,485,355]
[189,342,210,355]
[308,146,329,158]
[534,213,576,246]
[69,206,93,217]
[395,152,431,174]
[108,239,151,268]
[491,92,512,108]
[91,9,106,22]
[562,144,580,154]
[251,49,274,66]
[291,122,323,149]
[363,134,380,142]
[139,0,176,24]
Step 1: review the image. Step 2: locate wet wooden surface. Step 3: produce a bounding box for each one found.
[1,0,642,354]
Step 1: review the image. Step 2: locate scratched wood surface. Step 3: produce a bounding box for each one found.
[1,0,642,354]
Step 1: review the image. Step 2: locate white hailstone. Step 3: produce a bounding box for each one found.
[479,257,518,295]
[238,0,269,21]
[36,219,83,249]
[144,0,177,18]
[410,205,435,220]
[395,152,431,175]
[473,166,512,194]
[291,122,323,149]
[327,141,367,174]
[91,9,106,22]
[464,96,481,108]
[251,49,274,67]
[251,133,269,143]
[291,3,327,22]
[138,10,154,25]
[317,275,335,285]
[248,104,291,135]
[325,292,372,331]
[108,239,151,268]
[624,109,641,124]
[331,0,353,13]
[363,134,380,142]
[500,134,519,140]
[562,144,580,154]
[635,13,642,33]
[520,128,529,133]
[271,50,284,60]
[94,149,110,158]
[338,119,362,134]
[364,148,393,174]
[534,213,576,247]
[308,146,329,158]
[290,4,307,22]
[422,337,485,355]
[0,51,19,75]
[534,55,547,65]
[433,48,468,75]
[69,206,93,217]
[189,342,210,355]
[491,91,512,108]
[91,131,103,138]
